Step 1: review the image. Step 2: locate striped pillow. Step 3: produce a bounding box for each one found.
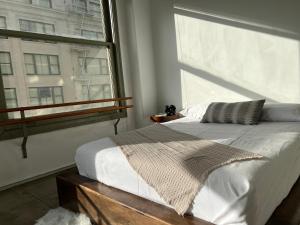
[201,100,265,125]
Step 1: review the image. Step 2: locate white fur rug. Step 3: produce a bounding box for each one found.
[35,207,92,225]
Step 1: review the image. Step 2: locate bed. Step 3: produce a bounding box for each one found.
[73,117,300,225]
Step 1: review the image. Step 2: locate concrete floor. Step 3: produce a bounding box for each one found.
[0,174,61,225]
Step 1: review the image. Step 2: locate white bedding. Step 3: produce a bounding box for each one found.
[75,117,300,225]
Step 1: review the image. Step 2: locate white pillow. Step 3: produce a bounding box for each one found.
[261,104,300,122]
[179,103,210,120]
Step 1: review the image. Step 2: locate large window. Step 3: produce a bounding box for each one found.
[0,0,124,139]
[4,88,18,108]
[30,0,52,8]
[29,87,63,106]
[0,52,13,75]
[79,57,109,75]
[20,19,55,34]
[25,54,60,75]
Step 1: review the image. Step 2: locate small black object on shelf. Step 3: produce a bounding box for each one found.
[165,105,176,116]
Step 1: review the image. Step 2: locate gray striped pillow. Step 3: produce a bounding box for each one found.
[201,100,265,125]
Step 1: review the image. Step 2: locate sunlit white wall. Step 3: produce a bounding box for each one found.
[175,14,300,107]
[151,0,300,111]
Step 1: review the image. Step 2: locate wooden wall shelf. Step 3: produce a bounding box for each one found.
[0,97,133,158]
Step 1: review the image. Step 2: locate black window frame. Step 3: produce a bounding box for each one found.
[24,53,61,75]
[0,0,126,140]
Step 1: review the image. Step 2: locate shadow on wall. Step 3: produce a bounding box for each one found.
[162,5,300,110]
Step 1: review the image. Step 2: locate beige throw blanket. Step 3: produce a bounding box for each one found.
[111,124,262,215]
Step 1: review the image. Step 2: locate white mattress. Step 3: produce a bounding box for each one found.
[75,117,300,225]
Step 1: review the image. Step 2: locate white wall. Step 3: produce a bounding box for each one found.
[151,0,300,111]
[120,0,157,127]
[0,120,128,188]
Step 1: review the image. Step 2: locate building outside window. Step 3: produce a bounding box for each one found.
[25,54,60,75]
[4,88,18,108]
[81,30,103,40]
[30,0,52,8]
[20,19,55,34]
[29,87,63,106]
[0,52,13,75]
[82,84,112,100]
[79,57,109,75]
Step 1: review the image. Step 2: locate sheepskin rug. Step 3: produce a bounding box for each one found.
[35,207,92,225]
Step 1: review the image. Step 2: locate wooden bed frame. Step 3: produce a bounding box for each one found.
[57,172,300,225]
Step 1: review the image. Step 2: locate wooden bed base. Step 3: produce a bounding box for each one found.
[56,172,300,225]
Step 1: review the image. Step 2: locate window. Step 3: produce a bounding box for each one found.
[89,1,101,17]
[0,0,124,139]
[81,30,103,40]
[0,52,13,75]
[29,87,63,106]
[75,0,88,13]
[20,19,55,34]
[79,57,109,75]
[30,0,52,8]
[25,54,60,75]
[0,17,6,29]
[4,89,18,108]
[82,84,112,100]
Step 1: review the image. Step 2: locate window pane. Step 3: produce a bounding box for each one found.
[4,89,17,109]
[103,84,112,99]
[32,0,52,8]
[50,65,59,74]
[55,96,63,103]
[2,41,113,118]
[35,55,49,74]
[49,56,58,64]
[0,64,12,74]
[20,19,55,35]
[53,87,62,95]
[1,1,106,41]
[30,97,39,106]
[4,89,15,99]
[0,52,12,75]
[0,53,11,63]
[29,88,38,97]
[44,24,55,34]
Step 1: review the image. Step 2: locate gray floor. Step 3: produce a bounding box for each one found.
[0,174,60,225]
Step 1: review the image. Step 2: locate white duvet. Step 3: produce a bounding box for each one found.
[75,117,300,225]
